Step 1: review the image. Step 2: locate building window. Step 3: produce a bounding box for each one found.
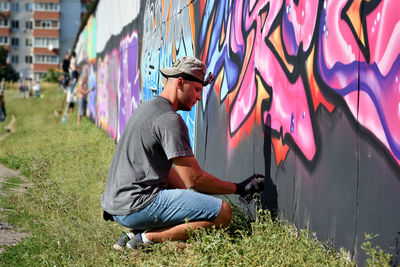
[11,20,19,31]
[11,55,19,64]
[34,37,59,49]
[25,3,32,12]
[25,21,33,30]
[34,3,59,11]
[0,36,8,45]
[11,3,19,12]
[34,20,59,29]
[0,2,9,12]
[25,38,32,47]
[11,38,19,48]
[34,55,58,64]
[0,19,8,27]
[25,56,33,64]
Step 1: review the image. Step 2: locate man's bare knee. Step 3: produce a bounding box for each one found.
[214,201,232,228]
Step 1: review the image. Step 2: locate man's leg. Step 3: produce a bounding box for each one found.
[144,201,232,242]
[113,189,232,249]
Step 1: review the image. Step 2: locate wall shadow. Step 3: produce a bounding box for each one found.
[261,113,278,220]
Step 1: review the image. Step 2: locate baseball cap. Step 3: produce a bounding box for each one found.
[160,56,214,86]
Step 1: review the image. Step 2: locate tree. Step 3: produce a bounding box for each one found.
[0,46,19,82]
[41,68,61,83]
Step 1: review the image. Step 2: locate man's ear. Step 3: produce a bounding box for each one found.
[176,77,184,91]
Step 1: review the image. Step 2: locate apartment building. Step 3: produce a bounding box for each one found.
[0,0,86,81]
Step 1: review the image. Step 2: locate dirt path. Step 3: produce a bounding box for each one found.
[0,164,30,253]
[0,113,30,253]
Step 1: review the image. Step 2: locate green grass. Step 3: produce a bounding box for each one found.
[0,176,23,192]
[0,84,389,266]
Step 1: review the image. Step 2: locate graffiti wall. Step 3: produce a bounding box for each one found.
[74,0,400,264]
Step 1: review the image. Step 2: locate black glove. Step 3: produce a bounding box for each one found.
[235,174,265,201]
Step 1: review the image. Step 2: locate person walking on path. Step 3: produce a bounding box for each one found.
[101,56,265,251]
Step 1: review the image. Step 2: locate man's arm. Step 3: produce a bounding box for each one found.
[172,156,236,194]
[167,167,187,189]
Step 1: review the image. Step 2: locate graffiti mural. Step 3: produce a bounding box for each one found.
[318,0,400,165]
[118,31,141,139]
[141,0,197,146]
[199,0,400,168]
[88,63,97,122]
[96,50,119,140]
[74,0,400,263]
[87,15,97,62]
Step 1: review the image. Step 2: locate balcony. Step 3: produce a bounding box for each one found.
[33,47,58,55]
[33,63,58,72]
[33,11,60,20]
[33,28,59,37]
[0,12,10,19]
[0,27,9,36]
[34,0,60,3]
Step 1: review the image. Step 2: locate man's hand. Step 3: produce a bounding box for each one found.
[235,174,265,201]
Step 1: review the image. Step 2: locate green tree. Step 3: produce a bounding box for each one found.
[0,46,19,82]
[41,68,61,83]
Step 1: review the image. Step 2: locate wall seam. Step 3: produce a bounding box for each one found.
[352,1,363,259]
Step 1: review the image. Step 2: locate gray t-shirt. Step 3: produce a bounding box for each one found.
[101,96,194,215]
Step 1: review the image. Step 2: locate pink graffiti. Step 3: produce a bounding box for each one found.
[96,49,119,140]
[201,0,400,165]
[97,57,109,133]
[118,31,140,140]
[229,0,317,160]
[320,0,400,163]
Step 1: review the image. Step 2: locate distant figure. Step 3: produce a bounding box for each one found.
[0,93,5,122]
[0,78,5,95]
[77,75,90,126]
[58,75,64,92]
[70,52,79,82]
[18,80,26,98]
[66,78,76,114]
[27,80,33,97]
[62,52,71,90]
[32,80,41,98]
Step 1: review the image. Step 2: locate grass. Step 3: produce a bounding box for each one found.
[0,83,390,266]
[0,176,23,192]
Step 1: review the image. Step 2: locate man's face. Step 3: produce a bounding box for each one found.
[177,78,203,111]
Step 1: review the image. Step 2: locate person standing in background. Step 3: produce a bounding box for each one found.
[0,78,5,95]
[32,80,41,98]
[18,80,26,98]
[76,75,90,126]
[62,53,71,90]
[0,77,5,120]
[70,52,79,83]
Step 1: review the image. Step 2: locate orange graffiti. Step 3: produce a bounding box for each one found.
[272,135,290,166]
[307,46,334,112]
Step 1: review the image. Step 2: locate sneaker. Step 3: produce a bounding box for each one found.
[126,233,145,250]
[113,233,130,251]
[113,231,137,250]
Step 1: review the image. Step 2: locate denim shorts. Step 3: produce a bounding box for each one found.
[113,189,223,230]
[77,98,87,116]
